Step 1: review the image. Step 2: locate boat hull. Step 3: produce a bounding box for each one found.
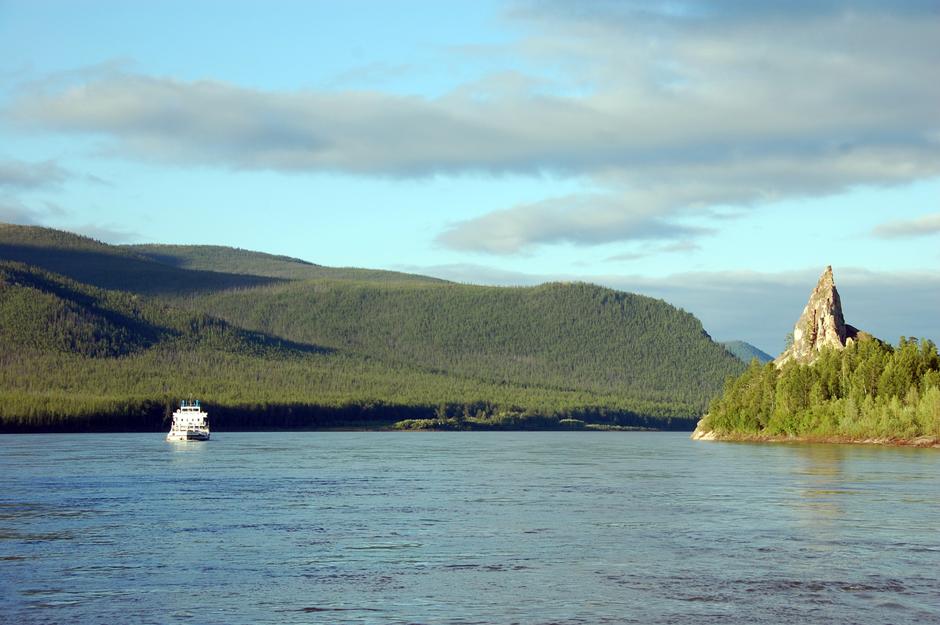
[166,430,210,442]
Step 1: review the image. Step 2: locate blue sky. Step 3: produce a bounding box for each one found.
[1,0,938,354]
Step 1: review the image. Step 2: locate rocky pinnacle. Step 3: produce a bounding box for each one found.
[774,266,860,367]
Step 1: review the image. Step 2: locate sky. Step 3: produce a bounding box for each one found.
[0,0,938,354]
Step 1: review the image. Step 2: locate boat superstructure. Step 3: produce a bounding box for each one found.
[166,400,211,442]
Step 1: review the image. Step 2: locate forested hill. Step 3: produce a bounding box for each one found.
[191,279,740,407]
[0,223,745,432]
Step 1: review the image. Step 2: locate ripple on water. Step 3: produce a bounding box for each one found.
[2,431,939,625]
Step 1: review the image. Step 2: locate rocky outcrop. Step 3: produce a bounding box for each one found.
[774,266,862,367]
[692,266,888,443]
[690,426,718,441]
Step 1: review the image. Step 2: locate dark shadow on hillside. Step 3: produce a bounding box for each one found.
[3,263,167,352]
[3,261,333,356]
[0,244,282,295]
[227,326,336,356]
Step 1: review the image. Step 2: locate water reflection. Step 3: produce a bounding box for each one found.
[166,439,210,464]
[789,443,853,526]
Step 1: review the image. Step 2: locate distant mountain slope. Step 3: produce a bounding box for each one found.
[721,340,773,364]
[0,224,276,295]
[129,244,445,283]
[195,279,745,408]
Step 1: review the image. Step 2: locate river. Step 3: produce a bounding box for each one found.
[1,432,938,624]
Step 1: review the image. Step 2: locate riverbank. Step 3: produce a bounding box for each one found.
[1,423,670,434]
[691,429,940,448]
[0,408,696,434]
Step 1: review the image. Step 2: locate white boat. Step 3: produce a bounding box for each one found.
[166,400,211,442]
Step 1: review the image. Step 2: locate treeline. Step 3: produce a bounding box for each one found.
[701,337,940,440]
[0,348,697,432]
[0,395,696,433]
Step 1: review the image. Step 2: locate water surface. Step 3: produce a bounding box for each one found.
[1,432,938,624]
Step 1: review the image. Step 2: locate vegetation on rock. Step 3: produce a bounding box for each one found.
[698,337,940,441]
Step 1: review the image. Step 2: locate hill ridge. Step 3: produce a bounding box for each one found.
[128,241,445,283]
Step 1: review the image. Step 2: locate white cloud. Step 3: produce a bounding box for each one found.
[0,159,71,190]
[0,197,44,225]
[435,193,711,253]
[69,223,140,244]
[0,197,136,243]
[871,212,940,239]
[605,240,701,262]
[6,2,939,252]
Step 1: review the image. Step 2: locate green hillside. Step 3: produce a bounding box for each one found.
[0,223,745,432]
[192,279,742,407]
[1,261,159,357]
[721,340,774,364]
[0,261,318,358]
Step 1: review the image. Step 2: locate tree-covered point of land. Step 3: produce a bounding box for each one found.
[699,337,940,440]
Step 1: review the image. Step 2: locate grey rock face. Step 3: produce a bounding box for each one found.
[775,266,860,367]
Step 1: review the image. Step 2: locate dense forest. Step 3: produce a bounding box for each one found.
[180,279,738,407]
[698,337,940,441]
[0,223,746,432]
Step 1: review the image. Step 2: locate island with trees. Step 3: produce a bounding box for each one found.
[693,267,940,446]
